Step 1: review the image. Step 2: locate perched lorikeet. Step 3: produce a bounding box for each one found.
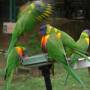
[5,46,26,90]
[64,29,90,85]
[8,1,52,53]
[40,32,85,87]
[71,29,90,64]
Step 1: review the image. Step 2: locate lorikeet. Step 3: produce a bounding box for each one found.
[8,1,52,53]
[64,29,90,85]
[40,32,85,87]
[71,29,90,64]
[5,46,26,90]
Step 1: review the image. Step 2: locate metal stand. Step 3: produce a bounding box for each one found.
[39,64,52,90]
[21,53,53,90]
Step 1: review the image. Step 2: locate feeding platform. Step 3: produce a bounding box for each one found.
[21,53,53,67]
[21,53,90,69]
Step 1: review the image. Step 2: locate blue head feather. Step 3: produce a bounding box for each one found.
[40,24,46,35]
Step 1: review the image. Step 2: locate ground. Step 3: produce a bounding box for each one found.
[0,62,90,90]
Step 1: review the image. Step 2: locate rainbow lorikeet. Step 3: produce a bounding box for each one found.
[8,1,52,54]
[64,29,90,85]
[40,32,84,87]
[71,29,90,64]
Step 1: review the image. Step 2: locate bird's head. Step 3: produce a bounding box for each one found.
[81,29,90,45]
[34,0,52,22]
[18,0,52,22]
[83,29,90,36]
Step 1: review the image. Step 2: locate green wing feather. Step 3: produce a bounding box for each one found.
[5,48,19,90]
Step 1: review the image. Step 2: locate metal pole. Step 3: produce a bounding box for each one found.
[39,64,52,90]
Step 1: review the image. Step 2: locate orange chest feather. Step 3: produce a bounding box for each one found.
[16,47,24,57]
[41,35,49,49]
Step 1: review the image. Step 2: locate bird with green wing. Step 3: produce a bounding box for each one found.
[64,29,90,85]
[8,1,52,54]
[71,29,90,65]
[40,30,85,87]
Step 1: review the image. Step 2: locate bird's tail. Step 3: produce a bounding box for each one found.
[4,70,14,90]
[63,64,85,88]
[64,51,89,86]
